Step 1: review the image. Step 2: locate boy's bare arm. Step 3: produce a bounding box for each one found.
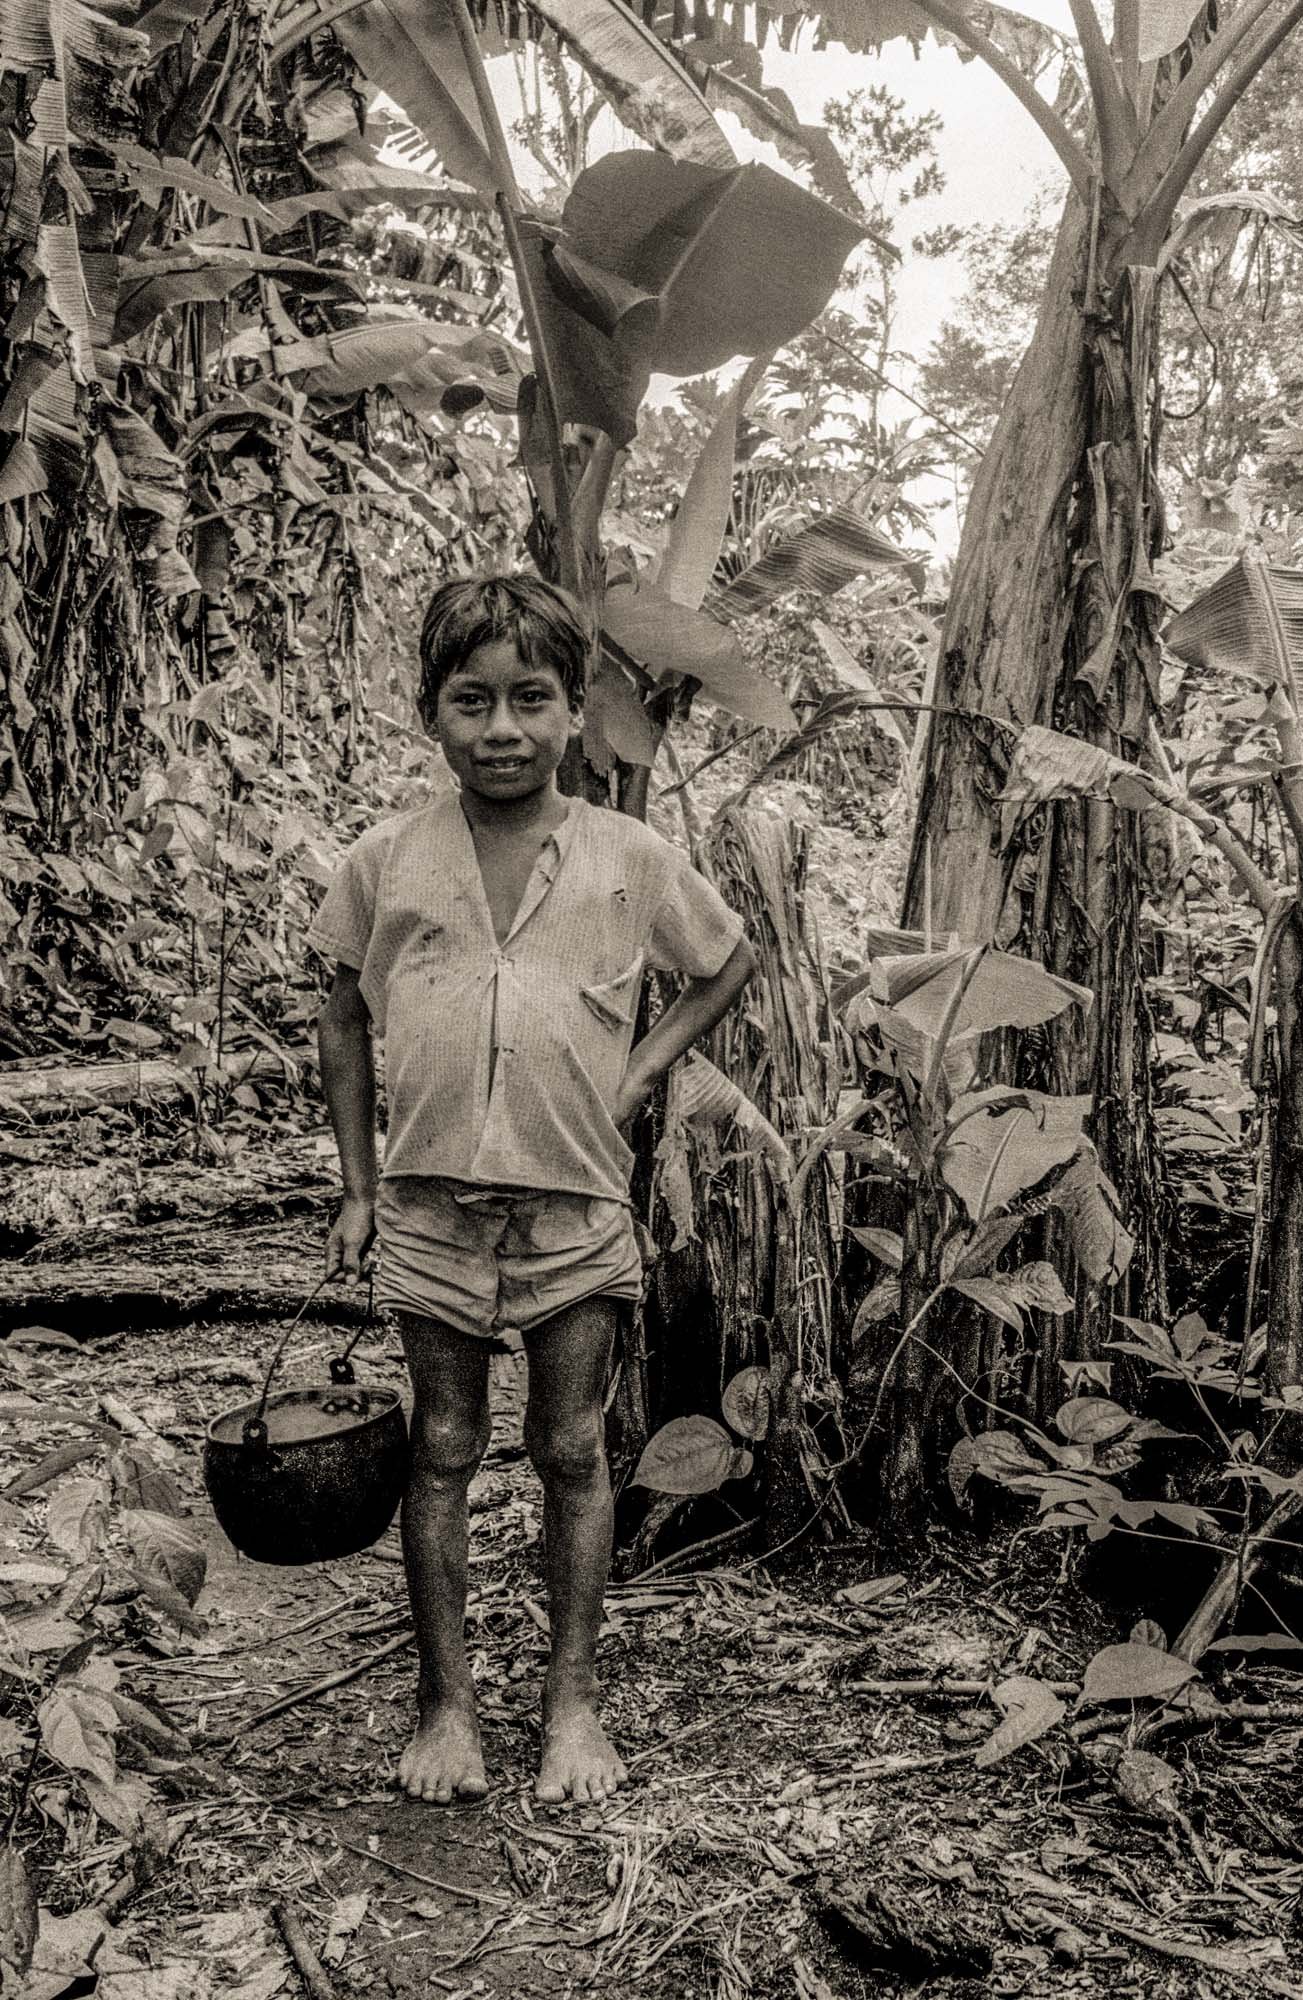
[615,937,755,1128]
[318,963,379,1282]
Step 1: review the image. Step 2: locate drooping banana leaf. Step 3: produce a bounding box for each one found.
[523,0,735,167]
[710,504,909,618]
[603,580,797,730]
[273,0,498,196]
[1164,553,1303,712]
[657,354,769,611]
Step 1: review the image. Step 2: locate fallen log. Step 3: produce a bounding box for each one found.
[0,1222,359,1338]
[0,1049,289,1119]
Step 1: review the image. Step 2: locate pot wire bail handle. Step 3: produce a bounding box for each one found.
[242,1274,334,1448]
[329,1272,376,1387]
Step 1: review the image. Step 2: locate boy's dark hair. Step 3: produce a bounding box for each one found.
[417,574,590,728]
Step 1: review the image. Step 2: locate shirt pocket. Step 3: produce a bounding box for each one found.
[580,956,642,1030]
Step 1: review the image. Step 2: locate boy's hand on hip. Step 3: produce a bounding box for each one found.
[325,1194,376,1284]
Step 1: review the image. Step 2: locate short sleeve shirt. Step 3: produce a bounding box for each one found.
[306,793,746,1203]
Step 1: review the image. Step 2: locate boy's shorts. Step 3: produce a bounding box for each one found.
[374,1176,644,1348]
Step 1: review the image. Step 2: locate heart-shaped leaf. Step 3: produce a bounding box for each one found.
[974,1675,1066,1768]
[633,1416,751,1494]
[1080,1643,1197,1706]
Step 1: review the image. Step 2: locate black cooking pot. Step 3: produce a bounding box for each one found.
[203,1286,409,1566]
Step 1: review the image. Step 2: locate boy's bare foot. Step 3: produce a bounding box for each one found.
[536,1700,627,1805]
[398,1700,488,1804]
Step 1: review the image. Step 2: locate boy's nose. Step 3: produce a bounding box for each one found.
[483,700,524,742]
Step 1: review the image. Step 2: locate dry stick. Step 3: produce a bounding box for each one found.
[222,1630,411,1740]
[846,1677,1081,1698]
[337,1840,510,1909]
[623,1717,714,1770]
[630,1518,757,1583]
[273,1901,342,2000]
[814,1747,976,1792]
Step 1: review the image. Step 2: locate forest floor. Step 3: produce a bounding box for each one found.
[6,1202,1303,2000]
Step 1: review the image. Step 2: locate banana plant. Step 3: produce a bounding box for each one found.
[801,931,1133,1532]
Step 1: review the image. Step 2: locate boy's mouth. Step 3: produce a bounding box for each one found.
[476,756,531,772]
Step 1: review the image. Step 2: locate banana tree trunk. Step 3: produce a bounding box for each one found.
[1268,915,1303,1447]
[903,191,1168,1431]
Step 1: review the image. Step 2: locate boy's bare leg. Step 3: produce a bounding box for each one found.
[396,1313,492,1803]
[523,1295,629,1805]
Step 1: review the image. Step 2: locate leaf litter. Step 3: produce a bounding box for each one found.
[4,1308,1303,1997]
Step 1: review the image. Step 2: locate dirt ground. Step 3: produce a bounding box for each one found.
[5,1240,1303,1997]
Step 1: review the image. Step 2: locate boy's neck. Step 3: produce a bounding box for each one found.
[458,776,569,837]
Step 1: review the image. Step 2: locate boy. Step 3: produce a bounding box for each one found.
[309,575,754,1808]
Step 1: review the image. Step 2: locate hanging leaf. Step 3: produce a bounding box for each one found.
[633,1415,752,1493]
[871,944,1092,1039]
[847,1225,904,1271]
[722,1366,771,1440]
[658,356,769,611]
[287,0,497,197]
[672,1051,793,1177]
[851,1274,900,1337]
[1164,553,1303,712]
[603,582,796,731]
[1135,0,1204,61]
[713,505,910,618]
[974,1675,1066,1768]
[997,724,1161,823]
[1046,1140,1135,1284]
[1079,1643,1197,1706]
[526,0,735,166]
[950,1276,1024,1334]
[947,1213,1026,1281]
[1159,189,1303,275]
[105,141,273,223]
[583,653,658,771]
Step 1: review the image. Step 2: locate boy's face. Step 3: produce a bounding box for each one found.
[433,640,582,802]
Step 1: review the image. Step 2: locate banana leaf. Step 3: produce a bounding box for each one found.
[525,0,735,167]
[712,505,909,617]
[1164,554,1303,711]
[603,580,796,730]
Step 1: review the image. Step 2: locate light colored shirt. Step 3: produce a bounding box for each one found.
[307,792,746,1203]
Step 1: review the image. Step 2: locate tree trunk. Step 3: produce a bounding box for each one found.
[1267,913,1303,1463]
[899,192,1170,1503]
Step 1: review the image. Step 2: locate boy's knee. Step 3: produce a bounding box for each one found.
[525,1408,606,1487]
[410,1404,490,1486]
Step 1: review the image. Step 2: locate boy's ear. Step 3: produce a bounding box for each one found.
[567,705,584,741]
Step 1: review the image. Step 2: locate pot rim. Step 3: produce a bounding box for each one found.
[204,1381,405,1448]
